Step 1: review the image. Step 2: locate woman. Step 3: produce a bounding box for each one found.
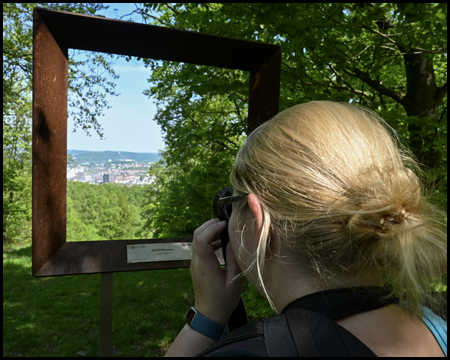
[165,101,447,357]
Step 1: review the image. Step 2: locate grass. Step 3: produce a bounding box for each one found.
[3,242,273,357]
[4,241,447,356]
[3,243,197,357]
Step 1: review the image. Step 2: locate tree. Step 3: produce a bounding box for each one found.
[133,3,447,319]
[138,84,248,238]
[135,3,446,238]
[3,3,120,138]
[67,195,98,242]
[3,3,447,246]
[3,100,32,244]
[66,181,148,241]
[3,3,121,247]
[141,148,237,238]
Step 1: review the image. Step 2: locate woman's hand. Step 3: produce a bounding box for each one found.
[190,219,243,325]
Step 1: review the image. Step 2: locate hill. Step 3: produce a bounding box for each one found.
[67,150,162,165]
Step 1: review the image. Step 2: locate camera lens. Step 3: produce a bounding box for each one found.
[213,187,233,221]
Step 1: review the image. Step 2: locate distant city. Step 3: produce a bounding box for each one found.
[67,150,162,186]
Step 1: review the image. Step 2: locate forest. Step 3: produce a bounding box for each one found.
[66,180,152,242]
[3,3,447,248]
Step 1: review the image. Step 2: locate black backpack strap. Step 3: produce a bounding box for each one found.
[196,309,377,357]
[264,312,300,356]
[285,308,320,356]
[286,308,377,357]
[195,320,266,357]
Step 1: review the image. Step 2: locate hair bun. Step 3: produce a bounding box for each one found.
[379,209,408,231]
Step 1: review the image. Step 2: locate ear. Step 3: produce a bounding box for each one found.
[247,194,279,258]
[247,194,264,245]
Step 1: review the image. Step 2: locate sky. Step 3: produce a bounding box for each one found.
[67,3,165,154]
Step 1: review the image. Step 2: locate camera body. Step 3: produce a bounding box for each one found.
[213,187,234,221]
[213,187,233,264]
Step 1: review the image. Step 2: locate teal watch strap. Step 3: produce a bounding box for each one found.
[186,307,228,340]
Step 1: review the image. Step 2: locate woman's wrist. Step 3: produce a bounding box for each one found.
[187,307,228,341]
[193,304,230,326]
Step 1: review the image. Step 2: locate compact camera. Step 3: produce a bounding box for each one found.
[212,187,247,330]
[213,187,234,263]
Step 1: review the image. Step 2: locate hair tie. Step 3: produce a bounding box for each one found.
[380,209,408,231]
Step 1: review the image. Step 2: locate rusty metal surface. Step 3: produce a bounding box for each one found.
[32,9,68,276]
[35,8,280,71]
[248,48,282,134]
[35,238,193,277]
[32,7,281,277]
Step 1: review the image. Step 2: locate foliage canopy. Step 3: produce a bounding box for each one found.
[137,3,447,238]
[2,0,446,323]
[3,3,447,249]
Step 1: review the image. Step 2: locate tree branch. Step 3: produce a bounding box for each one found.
[233,99,243,122]
[182,113,201,128]
[213,139,230,151]
[212,136,240,151]
[361,24,447,54]
[352,6,446,54]
[3,50,32,59]
[119,10,138,21]
[350,44,371,60]
[346,67,405,104]
[328,64,372,99]
[225,136,239,149]
[289,53,355,97]
[437,106,447,125]
[165,3,180,15]
[281,62,312,85]
[135,8,175,28]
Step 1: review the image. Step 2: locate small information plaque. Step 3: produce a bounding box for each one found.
[127,243,193,264]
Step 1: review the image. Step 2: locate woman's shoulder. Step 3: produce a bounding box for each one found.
[410,304,447,357]
[198,303,447,357]
[336,303,446,357]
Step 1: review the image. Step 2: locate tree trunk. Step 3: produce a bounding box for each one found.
[400,51,446,170]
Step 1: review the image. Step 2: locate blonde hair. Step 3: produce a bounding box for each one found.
[230,101,447,318]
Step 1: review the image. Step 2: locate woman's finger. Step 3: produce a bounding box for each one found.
[194,221,226,248]
[191,220,227,270]
[193,219,221,239]
[211,239,222,251]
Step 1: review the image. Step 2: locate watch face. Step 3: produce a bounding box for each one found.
[186,307,196,324]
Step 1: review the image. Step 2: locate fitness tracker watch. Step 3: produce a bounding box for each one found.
[185,307,228,340]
